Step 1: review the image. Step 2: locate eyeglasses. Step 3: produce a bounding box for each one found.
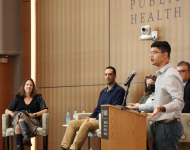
[144,74,157,79]
[149,51,163,56]
[177,70,189,73]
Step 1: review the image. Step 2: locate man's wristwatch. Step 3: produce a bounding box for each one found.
[34,113,37,117]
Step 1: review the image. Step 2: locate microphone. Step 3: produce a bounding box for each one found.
[124,71,137,86]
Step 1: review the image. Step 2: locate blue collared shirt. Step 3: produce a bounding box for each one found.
[139,63,184,121]
[90,83,125,120]
[184,81,188,87]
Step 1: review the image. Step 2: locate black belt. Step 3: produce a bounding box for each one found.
[155,118,180,125]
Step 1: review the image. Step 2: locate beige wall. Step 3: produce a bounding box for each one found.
[35,0,190,150]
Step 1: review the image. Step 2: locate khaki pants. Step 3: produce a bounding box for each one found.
[60,119,99,150]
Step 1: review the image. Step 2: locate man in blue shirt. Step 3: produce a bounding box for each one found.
[60,66,125,150]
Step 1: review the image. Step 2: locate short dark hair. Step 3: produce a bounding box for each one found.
[105,66,116,75]
[151,41,171,59]
[177,61,190,70]
[18,78,37,98]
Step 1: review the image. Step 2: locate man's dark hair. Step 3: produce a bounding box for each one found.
[151,41,171,59]
[105,66,116,75]
[177,61,190,70]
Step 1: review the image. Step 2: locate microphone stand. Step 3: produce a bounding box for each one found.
[116,82,131,110]
[122,83,130,105]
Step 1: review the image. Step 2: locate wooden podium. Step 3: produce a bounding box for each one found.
[101,105,147,150]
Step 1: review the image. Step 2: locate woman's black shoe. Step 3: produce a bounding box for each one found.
[19,121,32,147]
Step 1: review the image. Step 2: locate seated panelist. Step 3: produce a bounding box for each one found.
[177,61,190,113]
[5,78,48,150]
[139,75,157,113]
[60,66,125,150]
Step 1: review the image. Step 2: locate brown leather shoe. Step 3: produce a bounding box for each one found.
[23,138,32,147]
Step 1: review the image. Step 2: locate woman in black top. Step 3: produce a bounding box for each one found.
[5,78,48,150]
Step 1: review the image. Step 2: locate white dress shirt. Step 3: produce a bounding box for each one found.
[139,63,184,121]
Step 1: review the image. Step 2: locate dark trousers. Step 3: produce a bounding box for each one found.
[150,120,184,150]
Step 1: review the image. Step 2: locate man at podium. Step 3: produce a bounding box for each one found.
[128,41,184,150]
[60,66,125,150]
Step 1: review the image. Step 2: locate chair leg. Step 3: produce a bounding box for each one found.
[100,138,101,150]
[88,137,90,150]
[7,136,10,150]
[3,137,6,150]
[43,136,48,150]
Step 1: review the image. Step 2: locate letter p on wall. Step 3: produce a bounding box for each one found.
[131,0,135,9]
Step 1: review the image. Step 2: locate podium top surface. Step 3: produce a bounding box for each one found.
[101,104,148,117]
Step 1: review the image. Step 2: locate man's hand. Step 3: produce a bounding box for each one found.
[126,103,140,110]
[85,117,96,122]
[147,105,166,119]
[85,117,90,122]
[88,118,96,121]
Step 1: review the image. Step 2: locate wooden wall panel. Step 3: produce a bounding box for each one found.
[36,0,109,87]
[21,1,31,150]
[21,0,31,80]
[0,57,14,149]
[36,0,109,149]
[110,0,190,85]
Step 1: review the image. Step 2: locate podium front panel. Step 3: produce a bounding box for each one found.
[101,105,147,150]
[101,106,109,139]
